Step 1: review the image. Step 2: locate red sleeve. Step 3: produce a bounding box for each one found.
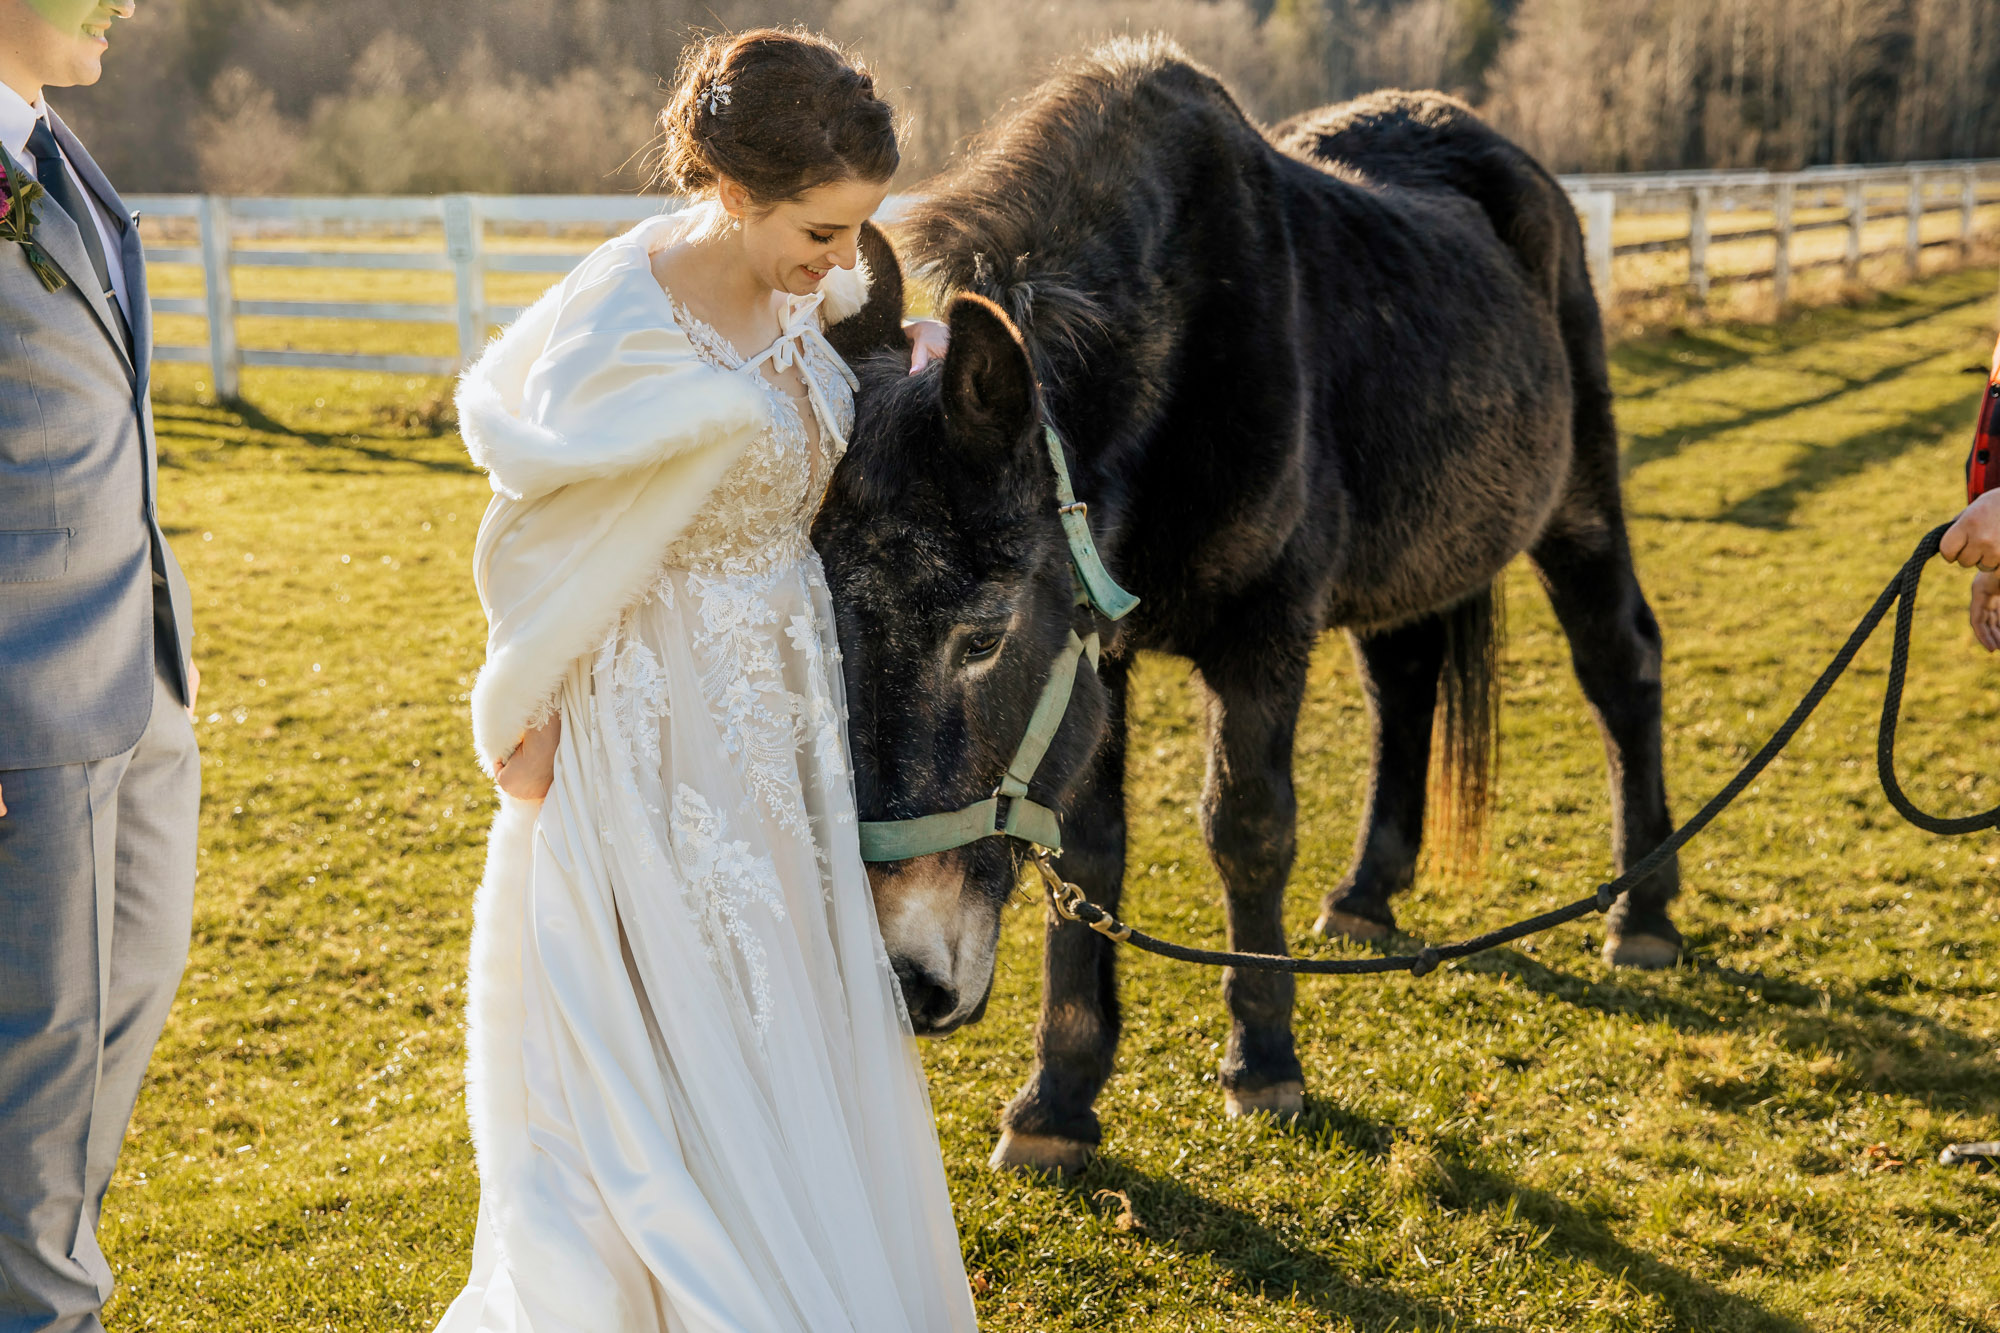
[1971,339,2000,503]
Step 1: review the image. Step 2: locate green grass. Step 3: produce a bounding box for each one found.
[101,267,2000,1331]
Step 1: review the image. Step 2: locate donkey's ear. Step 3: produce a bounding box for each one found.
[824,221,908,368]
[941,293,1036,443]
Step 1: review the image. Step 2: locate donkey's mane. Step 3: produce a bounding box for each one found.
[896,36,1245,378]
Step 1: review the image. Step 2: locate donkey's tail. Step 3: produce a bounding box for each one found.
[1428,581,1504,878]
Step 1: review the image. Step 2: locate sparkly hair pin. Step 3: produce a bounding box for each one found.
[700,80,733,115]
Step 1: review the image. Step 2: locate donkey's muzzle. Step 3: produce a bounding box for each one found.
[893,959,962,1034]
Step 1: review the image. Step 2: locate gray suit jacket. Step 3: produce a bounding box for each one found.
[0,107,193,770]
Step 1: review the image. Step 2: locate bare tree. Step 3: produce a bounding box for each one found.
[50,0,2000,192]
[193,66,302,194]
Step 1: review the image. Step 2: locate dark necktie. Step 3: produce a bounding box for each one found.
[26,119,131,350]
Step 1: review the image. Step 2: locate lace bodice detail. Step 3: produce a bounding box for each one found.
[588,282,865,1028]
[660,291,856,578]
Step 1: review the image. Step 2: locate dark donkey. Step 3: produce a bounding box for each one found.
[816,38,1677,1175]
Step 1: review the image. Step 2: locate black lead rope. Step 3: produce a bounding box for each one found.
[1037,524,2000,977]
[1879,528,2000,835]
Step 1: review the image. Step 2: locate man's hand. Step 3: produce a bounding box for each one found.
[2,656,203,818]
[1940,491,2000,571]
[494,714,561,803]
[1,653,200,818]
[1973,571,2000,652]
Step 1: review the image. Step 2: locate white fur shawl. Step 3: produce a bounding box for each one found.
[447,213,875,1327]
[458,207,871,768]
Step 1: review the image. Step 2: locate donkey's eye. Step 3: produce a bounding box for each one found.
[965,632,1004,661]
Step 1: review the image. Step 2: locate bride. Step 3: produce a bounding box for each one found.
[434,28,979,1333]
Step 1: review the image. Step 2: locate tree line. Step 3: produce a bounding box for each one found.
[57,0,2000,195]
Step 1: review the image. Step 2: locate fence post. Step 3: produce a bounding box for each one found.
[196,194,239,402]
[1688,186,1711,311]
[1577,190,1615,308]
[1844,179,1865,280]
[1963,167,1979,255]
[1771,179,1794,311]
[1905,170,1924,276]
[444,194,486,371]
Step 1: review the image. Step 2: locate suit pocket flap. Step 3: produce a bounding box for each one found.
[0,528,73,583]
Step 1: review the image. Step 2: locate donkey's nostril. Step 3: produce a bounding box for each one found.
[894,961,958,1031]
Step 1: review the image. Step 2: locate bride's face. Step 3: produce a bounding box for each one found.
[725,175,892,298]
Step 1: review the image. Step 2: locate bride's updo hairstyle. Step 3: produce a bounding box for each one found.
[658,28,899,208]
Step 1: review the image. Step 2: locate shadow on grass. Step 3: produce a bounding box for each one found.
[1624,385,1983,532]
[1609,283,1989,406]
[1619,340,1971,476]
[1300,880,2000,1110]
[1453,947,2000,1113]
[1043,1139,1807,1332]
[1282,1093,1396,1158]
[1428,1146,1810,1333]
[152,397,475,478]
[1053,1159,1477,1332]
[1710,391,1979,529]
[1612,325,1785,402]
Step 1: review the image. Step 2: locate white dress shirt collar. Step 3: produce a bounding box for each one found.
[0,82,133,322]
[0,80,46,173]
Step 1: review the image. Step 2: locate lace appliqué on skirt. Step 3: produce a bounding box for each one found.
[785,611,846,789]
[686,567,816,840]
[669,783,788,1033]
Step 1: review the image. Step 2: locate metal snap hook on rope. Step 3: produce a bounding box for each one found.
[1030,851,1074,916]
[1032,850,1130,942]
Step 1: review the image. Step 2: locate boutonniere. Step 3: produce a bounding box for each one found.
[0,149,69,294]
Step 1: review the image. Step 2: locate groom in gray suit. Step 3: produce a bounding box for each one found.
[0,3,201,1330]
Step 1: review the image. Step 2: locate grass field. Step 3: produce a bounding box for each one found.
[97,266,2000,1332]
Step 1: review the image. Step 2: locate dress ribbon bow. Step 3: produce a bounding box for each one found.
[739,290,861,455]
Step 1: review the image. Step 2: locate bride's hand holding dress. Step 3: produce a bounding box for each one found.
[492,718,561,802]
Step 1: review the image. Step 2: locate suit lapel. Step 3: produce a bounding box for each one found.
[49,111,147,377]
[18,116,136,381]
[45,112,158,522]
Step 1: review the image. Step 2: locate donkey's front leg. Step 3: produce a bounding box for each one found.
[1198,644,1308,1119]
[992,656,1129,1177]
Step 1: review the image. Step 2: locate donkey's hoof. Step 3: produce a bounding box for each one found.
[1224,1080,1305,1120]
[990,1130,1095,1178]
[1603,931,1680,970]
[1314,906,1392,942]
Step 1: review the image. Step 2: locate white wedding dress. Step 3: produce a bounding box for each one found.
[437,223,979,1333]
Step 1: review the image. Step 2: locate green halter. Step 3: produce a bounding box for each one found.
[856,425,1138,862]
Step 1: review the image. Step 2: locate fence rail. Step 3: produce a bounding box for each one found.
[131,159,2000,396]
[1562,159,2000,310]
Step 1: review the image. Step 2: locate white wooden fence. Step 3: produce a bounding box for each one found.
[131,159,2000,398]
[129,194,666,397]
[1565,158,2000,311]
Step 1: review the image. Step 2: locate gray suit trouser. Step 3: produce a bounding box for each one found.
[0,667,199,1333]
